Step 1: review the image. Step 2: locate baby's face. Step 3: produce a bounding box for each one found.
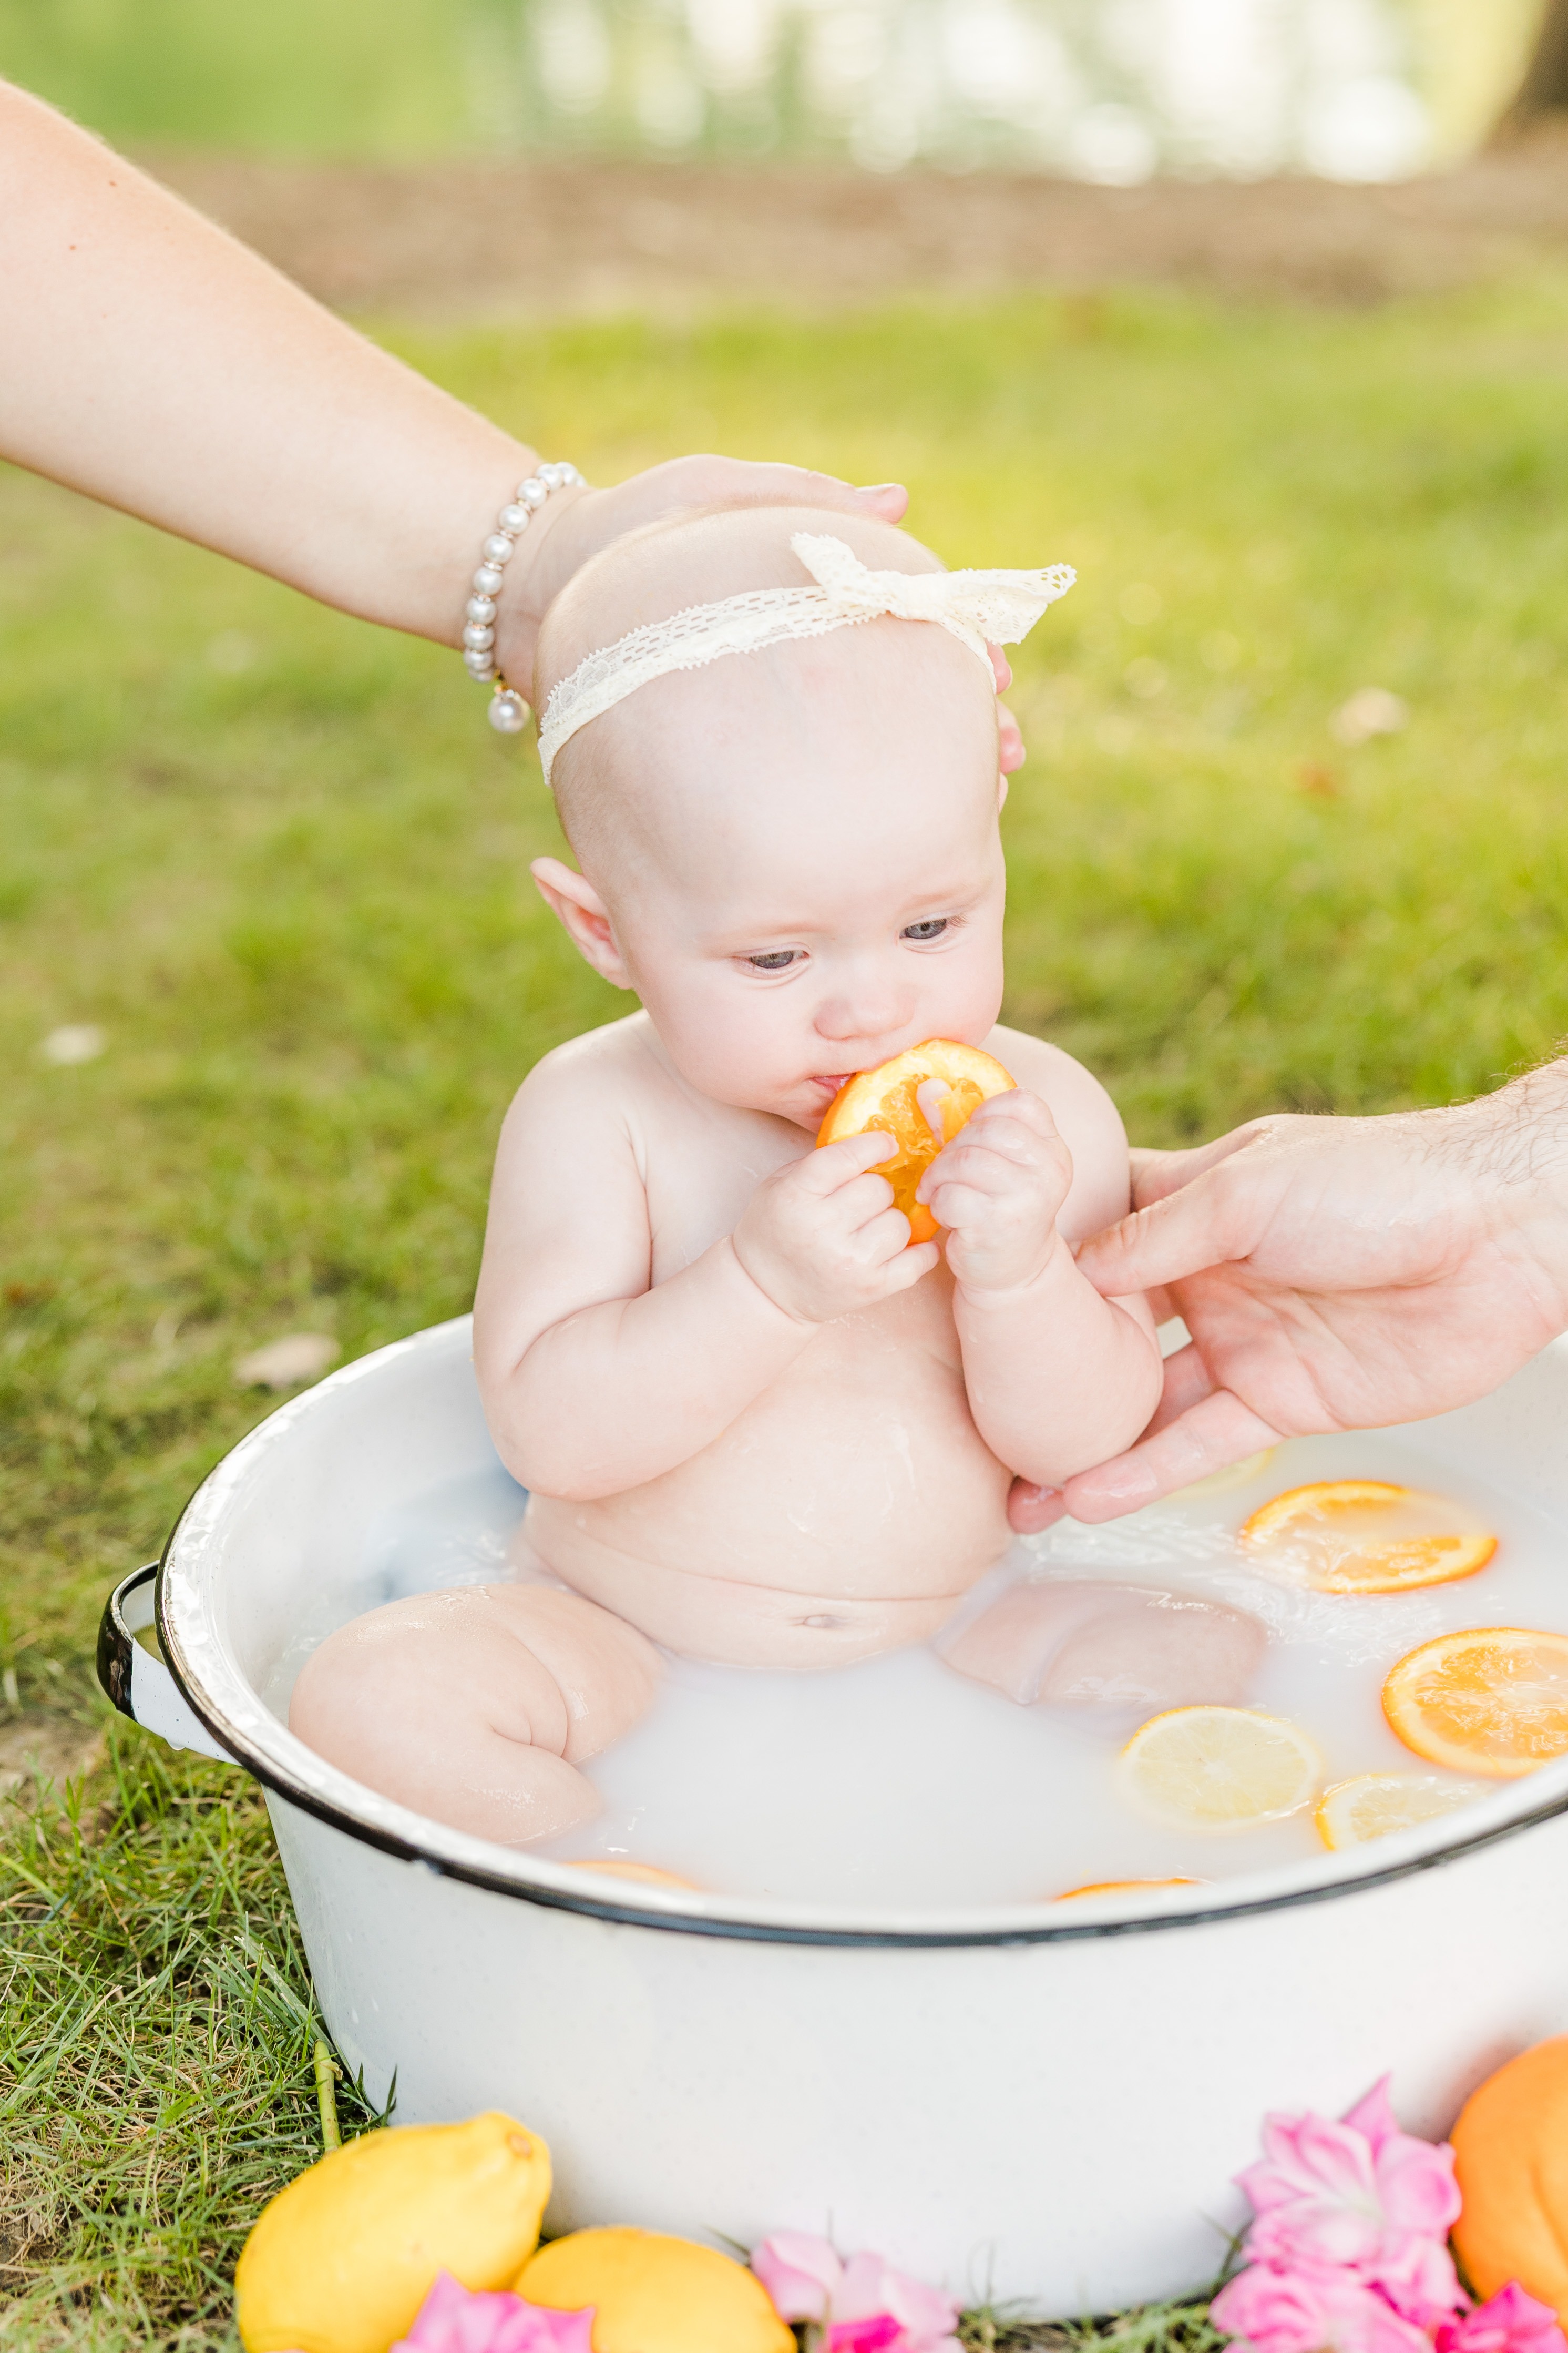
[578,616,1006,1131]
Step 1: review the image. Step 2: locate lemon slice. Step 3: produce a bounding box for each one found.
[1383,1627,1568,1778]
[563,1860,700,1890]
[1315,1771,1490,1850]
[1119,1705,1321,1830]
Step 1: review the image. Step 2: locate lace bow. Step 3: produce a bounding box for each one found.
[536,531,1074,785]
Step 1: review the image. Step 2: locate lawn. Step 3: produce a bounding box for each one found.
[6,276,1568,2344]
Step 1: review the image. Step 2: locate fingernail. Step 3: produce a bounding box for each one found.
[855,481,904,497]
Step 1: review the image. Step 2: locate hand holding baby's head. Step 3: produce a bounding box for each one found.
[530,504,1017,1134]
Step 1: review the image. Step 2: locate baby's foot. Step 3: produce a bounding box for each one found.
[941,1578,1265,1712]
[289,1584,660,1846]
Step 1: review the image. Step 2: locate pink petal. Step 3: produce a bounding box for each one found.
[1373,2137,1462,2239]
[827,2321,907,2353]
[1212,2265,1432,2353]
[1437,2284,1568,2353]
[752,2232,843,2323]
[392,2274,596,2353]
[1341,2079,1400,2161]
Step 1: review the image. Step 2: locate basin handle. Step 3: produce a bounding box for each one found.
[96,1564,234,1764]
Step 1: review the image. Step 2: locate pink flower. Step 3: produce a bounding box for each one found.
[391,2271,596,2353]
[1211,2262,1432,2353]
[1235,2079,1463,2328]
[752,2234,962,2352]
[1436,2286,1568,2353]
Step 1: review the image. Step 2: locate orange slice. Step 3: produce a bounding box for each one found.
[1314,1770,1491,1850]
[1118,1705,1321,1830]
[563,1860,700,1890]
[817,1038,1016,1244]
[1054,1878,1207,1901]
[1238,1480,1497,1595]
[1382,1628,1568,1779]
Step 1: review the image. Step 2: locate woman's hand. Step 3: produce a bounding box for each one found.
[500,461,909,689]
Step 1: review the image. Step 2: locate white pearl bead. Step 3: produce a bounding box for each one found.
[474,564,504,595]
[483,534,514,565]
[538,462,562,490]
[466,595,497,625]
[488,690,529,735]
[498,503,531,534]
[562,463,582,484]
[464,622,496,651]
[464,648,495,676]
[518,478,547,509]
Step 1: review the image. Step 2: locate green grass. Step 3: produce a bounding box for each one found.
[6,277,1568,2341]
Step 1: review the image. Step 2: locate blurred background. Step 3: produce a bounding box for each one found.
[7,6,1568,2333]
[0,0,1547,175]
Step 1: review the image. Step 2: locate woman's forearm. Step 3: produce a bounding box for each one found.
[0,82,536,648]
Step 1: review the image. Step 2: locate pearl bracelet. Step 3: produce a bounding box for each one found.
[462,460,585,735]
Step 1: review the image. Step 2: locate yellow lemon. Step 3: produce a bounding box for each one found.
[516,2227,794,2353]
[1118,1706,1321,1830]
[1314,1770,1490,1850]
[236,2111,551,2353]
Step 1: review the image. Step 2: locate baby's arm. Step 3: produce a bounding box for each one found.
[919,1031,1161,1486]
[474,1042,938,1500]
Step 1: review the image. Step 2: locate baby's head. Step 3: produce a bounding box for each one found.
[531,504,1011,1133]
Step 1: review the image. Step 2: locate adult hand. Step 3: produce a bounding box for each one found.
[501,460,909,687]
[509,464,1027,774]
[1045,1072,1568,1523]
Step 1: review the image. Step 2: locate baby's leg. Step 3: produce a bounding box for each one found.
[289,1585,661,1845]
[941,1579,1264,1712]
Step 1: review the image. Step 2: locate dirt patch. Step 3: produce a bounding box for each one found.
[0,1714,104,1801]
[145,127,1568,317]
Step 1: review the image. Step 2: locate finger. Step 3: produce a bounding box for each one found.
[684,458,910,521]
[1140,1340,1215,1435]
[1060,1390,1282,1522]
[1075,1166,1261,1299]
[856,482,911,520]
[988,644,1014,693]
[1131,1127,1262,1209]
[849,1200,921,1256]
[1007,1479,1067,1534]
[801,1130,897,1188]
[1000,714,1026,776]
[920,1157,1018,1213]
[877,1239,942,1292]
[920,1180,1001,1230]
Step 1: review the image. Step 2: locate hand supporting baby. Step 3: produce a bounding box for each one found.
[732,1131,941,1323]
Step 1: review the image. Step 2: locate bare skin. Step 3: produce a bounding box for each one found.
[0,80,927,701]
[294,507,1171,1842]
[1022,1065,1568,1524]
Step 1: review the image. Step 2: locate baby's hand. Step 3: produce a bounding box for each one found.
[918,1089,1073,1295]
[733,1133,941,1325]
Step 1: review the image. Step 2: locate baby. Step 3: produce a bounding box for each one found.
[291,506,1264,1847]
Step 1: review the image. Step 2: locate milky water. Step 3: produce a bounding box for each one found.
[268,1432,1568,1910]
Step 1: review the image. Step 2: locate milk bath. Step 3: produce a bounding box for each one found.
[265,1429,1568,1911]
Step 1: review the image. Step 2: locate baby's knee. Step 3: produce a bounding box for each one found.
[287,1582,660,1846]
[942,1578,1264,1712]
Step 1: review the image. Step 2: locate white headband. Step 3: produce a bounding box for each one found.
[536,531,1075,786]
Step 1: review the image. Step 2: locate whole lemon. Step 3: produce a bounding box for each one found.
[1453,2038,1568,2322]
[236,2111,551,2353]
[516,2227,794,2353]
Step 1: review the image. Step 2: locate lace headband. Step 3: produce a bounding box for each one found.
[536,531,1075,786]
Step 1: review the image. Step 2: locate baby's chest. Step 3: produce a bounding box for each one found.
[642,1118,807,1281]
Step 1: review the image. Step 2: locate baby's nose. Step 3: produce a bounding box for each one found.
[815,977,911,1047]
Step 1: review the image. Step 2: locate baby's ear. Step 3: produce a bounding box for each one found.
[530,858,633,989]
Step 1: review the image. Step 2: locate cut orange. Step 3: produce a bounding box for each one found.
[817,1038,1016,1244]
[1314,1771,1490,1851]
[1118,1706,1321,1830]
[1239,1480,1497,1595]
[1382,1628,1568,1778]
[563,1860,699,1890]
[1054,1878,1207,1901]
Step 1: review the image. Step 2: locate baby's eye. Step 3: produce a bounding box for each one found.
[901,918,951,943]
[744,949,802,973]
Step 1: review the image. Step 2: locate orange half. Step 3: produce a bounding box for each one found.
[817,1038,1016,1243]
[1239,1479,1497,1595]
[1383,1627,1568,1778]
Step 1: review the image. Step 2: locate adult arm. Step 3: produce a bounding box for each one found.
[1050,1062,1568,1522]
[0,80,909,689]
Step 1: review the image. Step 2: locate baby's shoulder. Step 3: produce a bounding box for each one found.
[506,1012,654,1129]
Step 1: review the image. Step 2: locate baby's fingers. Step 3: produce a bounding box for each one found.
[876,1238,942,1293]
[802,1130,897,1193]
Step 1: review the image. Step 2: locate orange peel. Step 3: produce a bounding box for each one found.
[817,1037,1016,1243]
[562,1860,699,1890]
[1238,1480,1497,1595]
[1053,1878,1207,1901]
[1382,1627,1568,1778]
